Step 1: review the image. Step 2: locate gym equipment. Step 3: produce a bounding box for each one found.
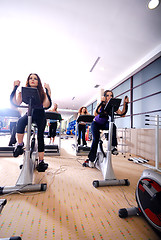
[128,114,161,172]
[0,87,47,195]
[117,128,131,158]
[66,120,76,135]
[144,114,161,172]
[74,115,94,156]
[128,157,149,164]
[0,109,21,157]
[45,111,62,155]
[0,199,7,214]
[0,237,22,240]
[119,169,161,234]
[92,98,130,188]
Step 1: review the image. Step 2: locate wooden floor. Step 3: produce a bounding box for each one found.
[0,136,161,240]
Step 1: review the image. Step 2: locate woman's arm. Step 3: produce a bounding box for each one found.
[43,83,52,108]
[116,96,129,117]
[86,111,90,115]
[94,96,106,116]
[10,80,22,106]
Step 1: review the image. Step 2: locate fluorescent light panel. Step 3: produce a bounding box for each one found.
[90,57,101,72]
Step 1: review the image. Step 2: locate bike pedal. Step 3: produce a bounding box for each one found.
[19,164,23,169]
[37,168,46,172]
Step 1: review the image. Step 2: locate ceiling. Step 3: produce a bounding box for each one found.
[0,0,161,119]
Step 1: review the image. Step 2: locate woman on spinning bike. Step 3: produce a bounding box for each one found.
[84,90,129,168]
[11,73,51,172]
[77,106,90,147]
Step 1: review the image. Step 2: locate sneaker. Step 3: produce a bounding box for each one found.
[8,138,17,146]
[36,160,48,172]
[89,161,95,168]
[13,143,24,157]
[111,147,118,155]
[82,159,94,168]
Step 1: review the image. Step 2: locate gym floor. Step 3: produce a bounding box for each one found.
[0,136,160,240]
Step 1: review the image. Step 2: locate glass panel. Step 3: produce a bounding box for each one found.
[115,116,131,129]
[112,78,131,97]
[133,94,161,117]
[133,75,161,100]
[92,100,97,115]
[87,104,92,115]
[133,112,161,129]
[133,56,161,87]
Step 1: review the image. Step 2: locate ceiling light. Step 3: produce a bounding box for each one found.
[148,0,160,9]
[94,84,100,88]
[90,57,101,72]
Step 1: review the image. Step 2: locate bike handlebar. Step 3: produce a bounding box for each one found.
[10,85,51,110]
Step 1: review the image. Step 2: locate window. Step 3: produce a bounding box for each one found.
[87,56,161,129]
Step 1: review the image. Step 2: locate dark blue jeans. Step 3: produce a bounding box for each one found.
[88,121,117,162]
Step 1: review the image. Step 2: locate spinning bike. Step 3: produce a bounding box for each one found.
[87,98,130,188]
[74,115,95,156]
[0,87,48,195]
[0,199,7,214]
[45,111,62,156]
[119,169,161,235]
[0,109,21,157]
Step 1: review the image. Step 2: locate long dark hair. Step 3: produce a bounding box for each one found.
[26,73,45,103]
[104,90,114,98]
[79,106,87,114]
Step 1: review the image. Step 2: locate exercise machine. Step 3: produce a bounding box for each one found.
[0,87,47,195]
[144,114,161,172]
[128,157,149,164]
[0,109,21,157]
[44,111,62,156]
[73,115,94,156]
[0,236,22,240]
[128,114,161,172]
[0,199,7,214]
[92,98,130,188]
[119,169,161,235]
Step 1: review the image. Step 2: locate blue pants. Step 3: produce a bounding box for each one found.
[88,121,117,162]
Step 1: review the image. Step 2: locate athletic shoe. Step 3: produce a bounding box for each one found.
[89,161,95,168]
[13,143,24,157]
[8,138,17,146]
[36,160,48,172]
[111,147,118,155]
[82,159,94,168]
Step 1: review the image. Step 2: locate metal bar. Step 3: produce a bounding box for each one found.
[155,115,159,169]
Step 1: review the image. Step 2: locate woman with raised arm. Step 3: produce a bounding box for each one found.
[77,106,90,147]
[83,90,129,168]
[11,73,51,172]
